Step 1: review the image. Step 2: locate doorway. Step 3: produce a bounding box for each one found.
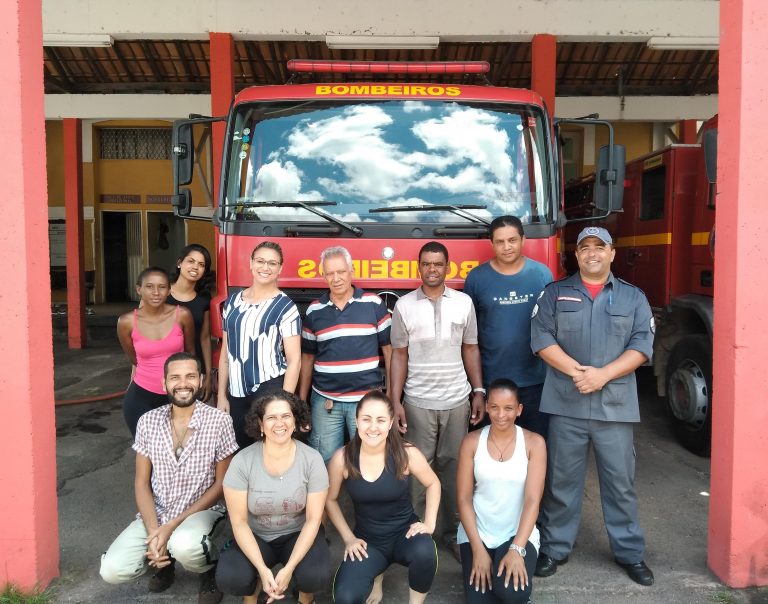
[102,211,142,302]
[147,212,186,274]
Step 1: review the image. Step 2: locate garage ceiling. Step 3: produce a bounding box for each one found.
[44,40,718,97]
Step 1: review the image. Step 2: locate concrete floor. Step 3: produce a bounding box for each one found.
[50,334,768,604]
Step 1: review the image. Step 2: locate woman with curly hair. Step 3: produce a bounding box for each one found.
[216,391,329,604]
[326,390,440,604]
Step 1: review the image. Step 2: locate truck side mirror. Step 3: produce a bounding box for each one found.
[594,144,626,212]
[703,128,717,184]
[173,122,194,186]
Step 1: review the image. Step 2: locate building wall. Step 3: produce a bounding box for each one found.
[46,118,217,303]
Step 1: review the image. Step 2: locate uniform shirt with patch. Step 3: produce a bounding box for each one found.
[530,272,654,422]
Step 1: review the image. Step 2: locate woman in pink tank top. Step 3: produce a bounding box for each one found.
[117,266,195,437]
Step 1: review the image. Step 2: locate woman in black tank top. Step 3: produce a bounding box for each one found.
[326,390,440,604]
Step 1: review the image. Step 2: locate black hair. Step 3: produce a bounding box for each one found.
[488,377,520,399]
[489,215,525,240]
[344,390,410,480]
[163,351,201,377]
[136,266,171,287]
[251,241,284,264]
[244,390,310,440]
[418,241,449,263]
[174,244,213,295]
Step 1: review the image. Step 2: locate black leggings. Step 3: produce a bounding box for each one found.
[216,527,329,596]
[123,382,167,438]
[227,375,285,448]
[460,538,536,604]
[333,532,437,604]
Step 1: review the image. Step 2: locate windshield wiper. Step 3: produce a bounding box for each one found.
[223,200,363,237]
[369,204,490,226]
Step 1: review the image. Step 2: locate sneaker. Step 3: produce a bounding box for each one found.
[198,566,223,604]
[148,559,175,593]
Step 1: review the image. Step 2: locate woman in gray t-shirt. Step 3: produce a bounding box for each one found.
[216,391,329,604]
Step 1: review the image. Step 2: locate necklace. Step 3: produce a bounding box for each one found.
[488,430,516,462]
[170,412,191,459]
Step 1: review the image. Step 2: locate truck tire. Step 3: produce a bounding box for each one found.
[665,334,712,456]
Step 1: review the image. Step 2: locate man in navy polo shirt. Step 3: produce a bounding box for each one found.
[299,246,392,462]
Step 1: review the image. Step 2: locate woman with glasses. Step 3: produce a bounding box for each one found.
[217,242,301,447]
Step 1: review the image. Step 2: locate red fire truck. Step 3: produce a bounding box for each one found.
[170,59,623,385]
[564,117,718,455]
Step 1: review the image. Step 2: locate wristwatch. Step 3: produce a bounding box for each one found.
[508,543,526,558]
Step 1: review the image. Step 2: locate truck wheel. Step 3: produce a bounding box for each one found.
[665,334,712,456]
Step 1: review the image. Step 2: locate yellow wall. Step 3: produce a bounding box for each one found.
[587,122,654,173]
[46,121,64,205]
[46,120,96,303]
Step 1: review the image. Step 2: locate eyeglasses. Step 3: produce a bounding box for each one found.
[252,258,281,269]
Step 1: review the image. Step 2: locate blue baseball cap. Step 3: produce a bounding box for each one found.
[576,226,613,246]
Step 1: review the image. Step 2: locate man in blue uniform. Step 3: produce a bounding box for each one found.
[464,215,553,437]
[530,226,655,586]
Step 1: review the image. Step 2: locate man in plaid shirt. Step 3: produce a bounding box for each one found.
[100,352,238,604]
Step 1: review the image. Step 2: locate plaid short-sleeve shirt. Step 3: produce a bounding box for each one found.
[133,402,238,525]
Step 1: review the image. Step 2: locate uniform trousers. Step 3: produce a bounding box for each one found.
[404,400,469,546]
[539,415,645,564]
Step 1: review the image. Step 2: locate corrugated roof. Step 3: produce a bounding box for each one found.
[43,40,718,96]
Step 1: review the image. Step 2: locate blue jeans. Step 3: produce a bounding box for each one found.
[308,391,358,462]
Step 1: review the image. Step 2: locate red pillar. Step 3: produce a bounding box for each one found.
[64,118,86,348]
[708,0,768,587]
[531,34,557,119]
[0,0,59,590]
[678,119,698,144]
[209,32,234,283]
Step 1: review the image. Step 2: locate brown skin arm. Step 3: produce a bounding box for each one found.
[117,312,137,366]
[200,310,212,400]
[573,349,648,394]
[496,431,546,590]
[456,431,492,592]
[461,343,486,425]
[216,332,230,413]
[388,347,409,433]
[298,352,315,402]
[380,344,392,393]
[282,335,301,394]
[179,307,195,355]
[537,343,582,377]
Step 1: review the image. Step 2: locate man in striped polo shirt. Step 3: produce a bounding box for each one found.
[299,246,392,462]
[389,241,486,558]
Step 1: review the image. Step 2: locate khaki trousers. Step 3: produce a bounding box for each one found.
[99,509,225,584]
[404,400,469,546]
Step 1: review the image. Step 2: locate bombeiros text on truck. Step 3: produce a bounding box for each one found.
[169,58,625,388]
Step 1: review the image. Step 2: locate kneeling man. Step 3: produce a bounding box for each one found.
[100,352,238,603]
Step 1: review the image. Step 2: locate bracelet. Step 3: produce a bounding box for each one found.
[472,387,486,394]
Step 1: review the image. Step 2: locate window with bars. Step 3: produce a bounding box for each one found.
[100,128,171,160]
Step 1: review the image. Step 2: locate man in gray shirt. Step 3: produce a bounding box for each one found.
[389,241,485,557]
[530,226,655,586]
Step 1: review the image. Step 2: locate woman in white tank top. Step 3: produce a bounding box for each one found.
[456,378,547,603]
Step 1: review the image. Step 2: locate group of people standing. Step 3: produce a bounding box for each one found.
[102,215,656,603]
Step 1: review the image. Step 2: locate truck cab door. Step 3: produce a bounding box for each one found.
[625,150,675,308]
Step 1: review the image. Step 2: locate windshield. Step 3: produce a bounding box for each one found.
[223,99,551,226]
